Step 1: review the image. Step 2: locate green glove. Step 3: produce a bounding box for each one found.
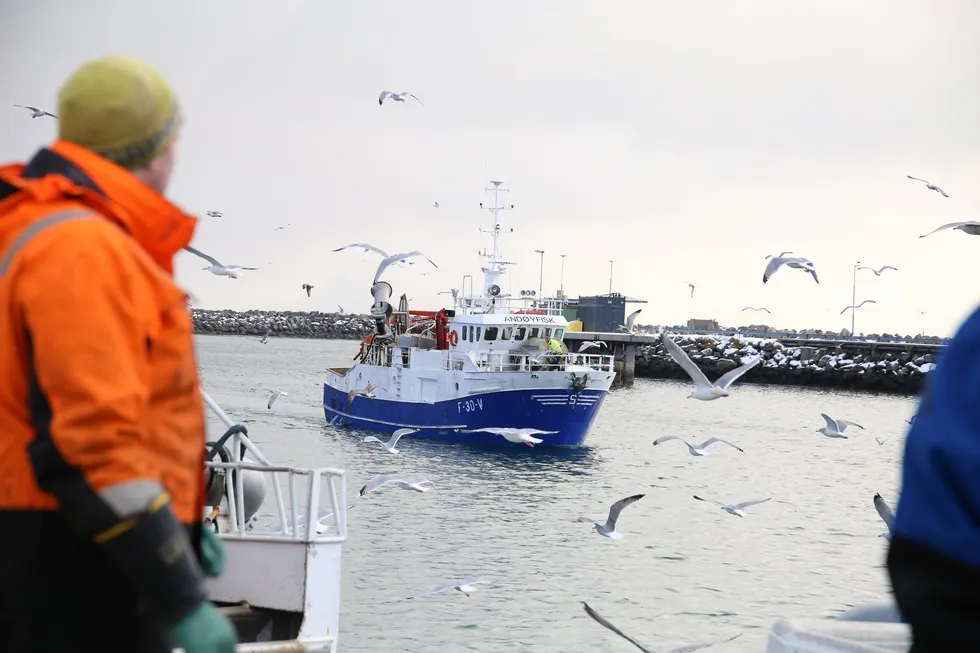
[200,525,226,578]
[169,601,237,653]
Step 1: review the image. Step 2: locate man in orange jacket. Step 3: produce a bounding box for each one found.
[0,55,236,653]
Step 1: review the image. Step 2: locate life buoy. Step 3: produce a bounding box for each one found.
[448,330,459,346]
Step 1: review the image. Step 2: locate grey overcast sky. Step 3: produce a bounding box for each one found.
[2,1,978,336]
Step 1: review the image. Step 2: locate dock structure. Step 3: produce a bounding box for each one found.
[563,330,946,388]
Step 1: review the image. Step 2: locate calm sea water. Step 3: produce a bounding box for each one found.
[195,335,918,653]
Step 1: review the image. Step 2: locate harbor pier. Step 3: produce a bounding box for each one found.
[563,330,945,394]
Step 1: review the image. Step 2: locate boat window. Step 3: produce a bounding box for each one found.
[530,328,540,338]
[484,326,499,341]
[475,327,482,342]
[515,327,526,340]
[501,327,513,340]
[544,328,552,338]
[467,326,473,342]
[555,329,564,339]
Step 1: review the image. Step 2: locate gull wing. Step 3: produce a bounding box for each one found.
[762,256,790,283]
[714,355,761,390]
[935,186,949,198]
[267,390,283,409]
[388,428,418,447]
[406,93,424,105]
[378,91,391,105]
[919,222,975,238]
[699,437,743,452]
[666,632,743,653]
[806,266,820,284]
[840,305,855,315]
[907,175,929,184]
[604,493,644,531]
[359,474,400,495]
[581,602,654,653]
[374,250,436,284]
[183,245,223,267]
[731,497,771,510]
[838,419,864,432]
[625,309,642,330]
[333,243,390,257]
[819,413,838,431]
[661,333,713,390]
[879,265,898,274]
[693,495,725,507]
[874,493,894,531]
[652,435,686,447]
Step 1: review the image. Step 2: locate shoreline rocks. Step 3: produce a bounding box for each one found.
[636,334,936,395]
[192,309,373,340]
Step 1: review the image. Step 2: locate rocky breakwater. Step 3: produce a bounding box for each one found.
[635,334,938,394]
[192,309,374,341]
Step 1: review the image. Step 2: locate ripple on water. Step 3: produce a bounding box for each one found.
[196,336,912,652]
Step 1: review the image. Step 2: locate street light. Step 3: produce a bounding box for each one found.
[534,248,545,302]
[608,259,614,294]
[850,261,859,336]
[919,310,927,337]
[559,254,567,294]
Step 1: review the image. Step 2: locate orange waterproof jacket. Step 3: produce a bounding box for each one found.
[0,140,206,525]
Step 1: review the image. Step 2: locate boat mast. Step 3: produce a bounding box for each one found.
[478,181,515,313]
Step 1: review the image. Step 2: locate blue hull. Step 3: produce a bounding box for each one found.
[322,385,607,447]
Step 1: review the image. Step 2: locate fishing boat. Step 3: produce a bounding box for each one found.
[197,390,347,652]
[322,181,616,447]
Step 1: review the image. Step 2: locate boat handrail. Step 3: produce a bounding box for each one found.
[446,350,614,373]
[201,391,347,543]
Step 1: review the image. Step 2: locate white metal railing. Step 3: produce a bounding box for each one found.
[449,350,614,372]
[202,391,347,543]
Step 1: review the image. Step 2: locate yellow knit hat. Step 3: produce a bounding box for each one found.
[57,55,181,170]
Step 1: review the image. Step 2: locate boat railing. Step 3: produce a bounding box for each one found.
[447,350,614,373]
[202,391,347,542]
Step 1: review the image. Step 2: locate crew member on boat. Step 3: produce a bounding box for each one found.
[888,305,980,651]
[0,56,235,653]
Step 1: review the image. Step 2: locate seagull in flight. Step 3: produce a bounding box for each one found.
[592,494,644,540]
[618,309,642,335]
[581,602,742,653]
[359,474,433,496]
[857,265,898,276]
[184,245,258,278]
[363,428,417,453]
[763,256,819,285]
[257,327,272,344]
[433,201,440,208]
[652,435,744,456]
[410,579,496,599]
[686,282,696,299]
[374,250,438,284]
[458,427,557,447]
[874,493,894,540]
[875,437,886,446]
[660,332,761,400]
[840,300,876,315]
[267,390,287,409]
[817,413,864,438]
[14,104,57,119]
[302,283,314,297]
[578,341,607,353]
[765,251,794,259]
[907,175,948,198]
[693,495,771,518]
[741,306,771,313]
[919,221,980,238]
[347,383,384,411]
[205,210,222,218]
[333,243,391,257]
[379,90,423,106]
[338,305,346,316]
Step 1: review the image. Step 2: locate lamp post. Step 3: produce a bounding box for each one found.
[608,259,614,294]
[559,253,567,294]
[919,310,927,337]
[850,261,859,336]
[534,248,545,302]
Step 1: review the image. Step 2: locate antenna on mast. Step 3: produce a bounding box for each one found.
[474,180,517,313]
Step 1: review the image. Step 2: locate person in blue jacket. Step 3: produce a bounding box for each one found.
[888,306,980,651]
